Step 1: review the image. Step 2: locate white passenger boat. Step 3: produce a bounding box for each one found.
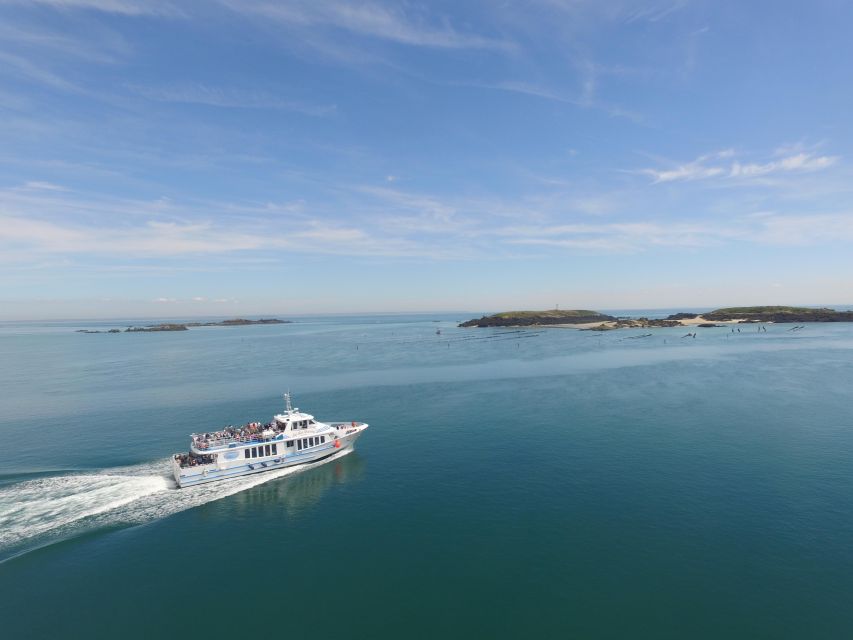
[172,393,368,488]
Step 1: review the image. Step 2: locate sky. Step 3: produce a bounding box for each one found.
[1,0,853,319]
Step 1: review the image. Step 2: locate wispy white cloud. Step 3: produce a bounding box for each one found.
[3,159,853,275]
[640,149,839,183]
[222,0,512,51]
[752,212,853,245]
[500,220,738,253]
[470,79,645,123]
[622,0,690,24]
[21,181,67,191]
[0,0,180,17]
[729,153,837,178]
[0,22,129,64]
[0,212,428,259]
[0,184,458,261]
[0,51,81,92]
[496,210,853,253]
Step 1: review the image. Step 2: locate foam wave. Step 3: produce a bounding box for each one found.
[0,449,352,562]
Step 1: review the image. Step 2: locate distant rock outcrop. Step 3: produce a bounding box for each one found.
[126,323,189,332]
[76,328,122,334]
[186,318,289,327]
[77,318,290,334]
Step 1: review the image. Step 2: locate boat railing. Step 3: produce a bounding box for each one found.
[192,421,362,450]
[329,421,365,431]
[192,432,282,450]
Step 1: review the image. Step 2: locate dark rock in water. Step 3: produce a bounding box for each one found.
[645,319,683,327]
[697,323,722,328]
[77,328,123,334]
[581,323,619,331]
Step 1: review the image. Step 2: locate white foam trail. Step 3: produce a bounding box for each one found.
[0,448,352,560]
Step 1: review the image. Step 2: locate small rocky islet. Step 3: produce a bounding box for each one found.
[76,318,289,334]
[459,306,853,330]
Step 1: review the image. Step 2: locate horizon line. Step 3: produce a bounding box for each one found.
[2,303,853,324]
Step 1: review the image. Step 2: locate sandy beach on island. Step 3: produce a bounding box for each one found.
[542,315,755,330]
[677,316,752,326]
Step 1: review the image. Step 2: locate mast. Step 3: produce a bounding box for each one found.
[284,391,293,414]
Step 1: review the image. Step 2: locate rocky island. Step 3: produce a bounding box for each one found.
[680,306,853,323]
[185,318,288,327]
[460,306,853,330]
[459,309,616,327]
[76,318,290,334]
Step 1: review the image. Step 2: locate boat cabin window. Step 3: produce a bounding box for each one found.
[244,449,250,459]
[271,444,277,454]
[320,436,325,443]
[287,441,294,448]
[251,447,257,458]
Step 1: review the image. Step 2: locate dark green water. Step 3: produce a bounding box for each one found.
[1,316,853,638]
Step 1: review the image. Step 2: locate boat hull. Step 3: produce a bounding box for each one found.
[174,431,363,488]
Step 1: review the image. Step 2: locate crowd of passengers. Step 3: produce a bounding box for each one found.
[193,421,277,448]
[175,453,214,468]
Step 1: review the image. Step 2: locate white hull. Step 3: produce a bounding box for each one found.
[173,430,363,488]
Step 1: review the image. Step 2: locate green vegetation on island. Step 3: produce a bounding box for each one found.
[685,306,853,323]
[459,309,616,327]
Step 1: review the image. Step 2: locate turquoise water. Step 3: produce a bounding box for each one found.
[2,316,853,638]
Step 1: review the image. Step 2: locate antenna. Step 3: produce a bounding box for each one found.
[284,390,293,413]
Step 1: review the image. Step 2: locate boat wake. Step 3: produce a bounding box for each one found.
[0,448,352,563]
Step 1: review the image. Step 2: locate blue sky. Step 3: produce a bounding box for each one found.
[1,0,852,319]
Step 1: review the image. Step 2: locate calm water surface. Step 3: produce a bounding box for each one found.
[1,315,853,638]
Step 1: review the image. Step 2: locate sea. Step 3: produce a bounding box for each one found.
[1,312,853,639]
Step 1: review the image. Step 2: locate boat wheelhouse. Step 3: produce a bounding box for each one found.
[172,393,368,488]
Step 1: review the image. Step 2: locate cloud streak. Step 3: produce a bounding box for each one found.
[641,150,839,183]
[4,182,853,269]
[222,0,512,51]
[1,0,180,17]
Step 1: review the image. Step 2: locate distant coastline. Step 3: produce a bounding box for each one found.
[460,306,853,330]
[76,318,289,334]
